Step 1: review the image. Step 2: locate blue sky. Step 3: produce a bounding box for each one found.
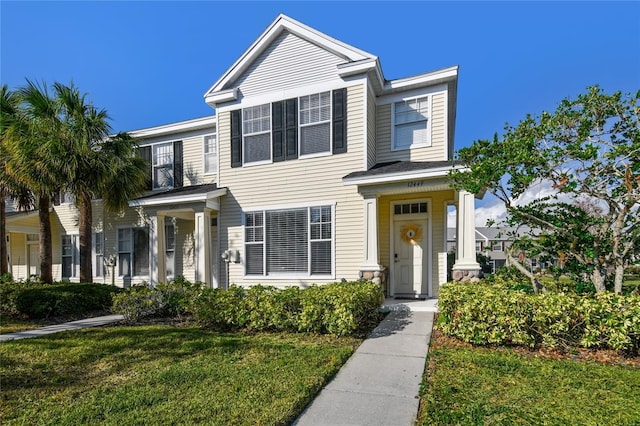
[2,1,639,223]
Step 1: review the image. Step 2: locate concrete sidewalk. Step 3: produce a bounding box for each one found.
[0,314,124,342]
[294,301,435,426]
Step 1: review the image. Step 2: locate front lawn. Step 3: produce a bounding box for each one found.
[0,325,360,425]
[0,312,42,334]
[418,328,640,425]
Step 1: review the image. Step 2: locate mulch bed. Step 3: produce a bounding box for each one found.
[431,324,640,368]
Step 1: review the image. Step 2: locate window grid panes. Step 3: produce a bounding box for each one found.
[300,92,331,156]
[245,206,333,276]
[62,235,77,279]
[166,224,175,278]
[243,104,271,164]
[393,202,427,215]
[153,143,174,189]
[204,134,217,174]
[394,96,430,149]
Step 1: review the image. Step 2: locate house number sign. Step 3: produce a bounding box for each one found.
[407,181,425,188]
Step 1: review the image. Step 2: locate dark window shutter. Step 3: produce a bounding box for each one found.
[332,88,347,154]
[272,101,284,162]
[230,110,242,168]
[137,146,152,190]
[173,141,183,188]
[285,98,298,160]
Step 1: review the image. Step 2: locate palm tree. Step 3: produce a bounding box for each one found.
[3,80,63,283]
[49,83,148,282]
[0,85,35,275]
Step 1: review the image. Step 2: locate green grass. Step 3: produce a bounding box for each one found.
[0,312,42,334]
[418,341,640,425]
[0,325,361,425]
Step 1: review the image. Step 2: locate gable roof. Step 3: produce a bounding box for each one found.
[204,14,377,105]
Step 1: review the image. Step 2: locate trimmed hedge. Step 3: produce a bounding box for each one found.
[439,278,640,353]
[112,280,384,337]
[1,280,120,319]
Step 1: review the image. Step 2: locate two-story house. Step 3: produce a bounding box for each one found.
[5,14,481,298]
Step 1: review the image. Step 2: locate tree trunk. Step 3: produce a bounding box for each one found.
[591,267,607,293]
[614,264,624,295]
[78,191,93,283]
[0,191,7,275]
[38,195,53,284]
[507,251,547,293]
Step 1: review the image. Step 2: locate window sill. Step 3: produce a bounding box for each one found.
[391,142,432,152]
[299,151,332,160]
[242,159,272,167]
[243,274,335,280]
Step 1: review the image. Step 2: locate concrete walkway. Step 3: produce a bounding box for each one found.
[294,299,436,426]
[0,314,124,342]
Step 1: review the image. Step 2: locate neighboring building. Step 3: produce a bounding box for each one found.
[5,14,481,298]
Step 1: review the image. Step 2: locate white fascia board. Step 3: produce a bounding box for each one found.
[203,14,376,99]
[475,229,490,242]
[204,88,238,107]
[337,58,378,77]
[129,188,227,208]
[129,116,216,139]
[343,165,468,186]
[382,65,458,93]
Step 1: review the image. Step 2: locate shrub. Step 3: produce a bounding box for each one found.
[1,280,120,319]
[111,277,204,323]
[188,281,384,337]
[439,280,640,353]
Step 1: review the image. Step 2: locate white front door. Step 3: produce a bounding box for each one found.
[28,244,39,277]
[393,219,427,296]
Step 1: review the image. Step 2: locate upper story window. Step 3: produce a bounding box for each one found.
[203,134,217,174]
[137,141,183,191]
[492,241,503,252]
[299,91,331,156]
[393,95,431,150]
[243,104,271,164]
[230,88,346,168]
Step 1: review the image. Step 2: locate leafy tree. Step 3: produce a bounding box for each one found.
[452,86,639,294]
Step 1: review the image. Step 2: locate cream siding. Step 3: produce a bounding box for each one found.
[229,31,346,98]
[9,232,26,279]
[376,90,448,163]
[218,84,366,288]
[366,86,377,169]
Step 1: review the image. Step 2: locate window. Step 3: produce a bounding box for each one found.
[94,232,104,277]
[492,241,503,252]
[393,202,428,215]
[118,227,149,277]
[61,235,78,279]
[299,92,331,156]
[243,104,271,164]
[166,223,175,278]
[475,241,483,253]
[139,141,183,190]
[204,134,217,174]
[230,88,346,167]
[153,143,174,189]
[244,205,333,276]
[393,96,431,150]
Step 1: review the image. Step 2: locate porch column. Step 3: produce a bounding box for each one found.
[195,208,212,286]
[359,195,386,287]
[149,214,166,286]
[452,190,481,280]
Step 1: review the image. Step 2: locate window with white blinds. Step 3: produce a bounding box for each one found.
[61,234,78,279]
[393,96,431,150]
[244,205,333,276]
[243,104,271,164]
[300,92,331,156]
[166,223,175,278]
[203,134,217,174]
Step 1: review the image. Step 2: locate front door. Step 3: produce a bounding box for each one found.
[393,219,427,296]
[28,243,40,277]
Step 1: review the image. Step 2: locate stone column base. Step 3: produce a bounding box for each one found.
[359,267,388,295]
[451,268,482,282]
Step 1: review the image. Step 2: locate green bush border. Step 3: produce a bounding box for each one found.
[438,278,640,353]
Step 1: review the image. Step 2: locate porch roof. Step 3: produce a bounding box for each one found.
[129,183,227,208]
[342,160,465,185]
